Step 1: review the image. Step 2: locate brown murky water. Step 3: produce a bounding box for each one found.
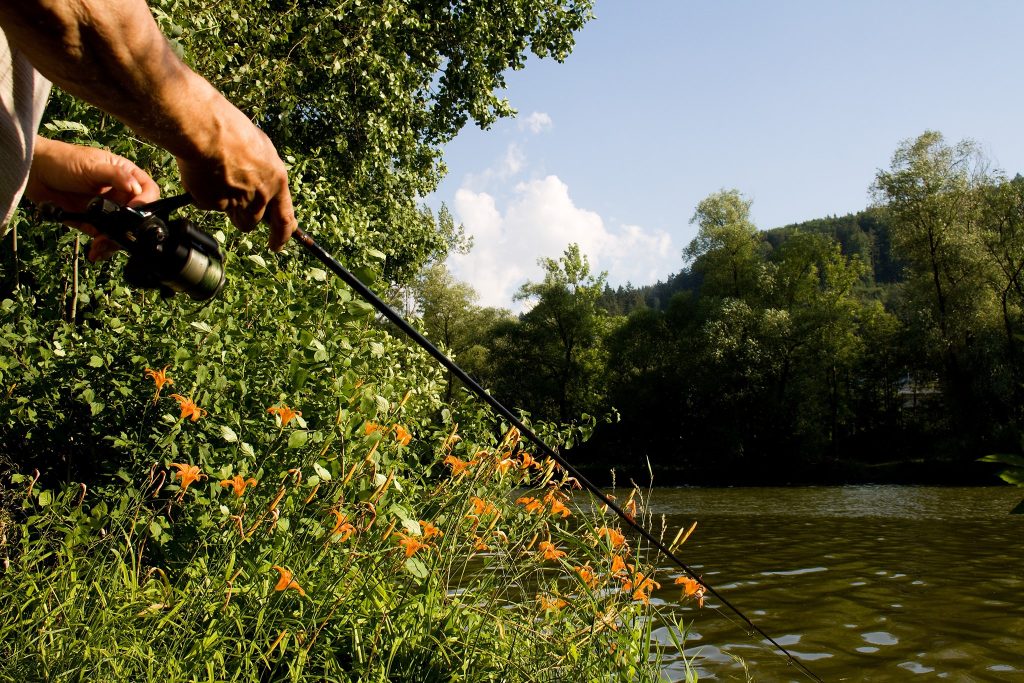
[639,486,1024,682]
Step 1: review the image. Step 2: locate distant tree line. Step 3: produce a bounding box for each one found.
[415,131,1024,485]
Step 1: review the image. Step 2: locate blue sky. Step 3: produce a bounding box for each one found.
[430,1,1024,309]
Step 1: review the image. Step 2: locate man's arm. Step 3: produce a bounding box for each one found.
[0,0,296,250]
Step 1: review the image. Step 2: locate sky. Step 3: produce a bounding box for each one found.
[428,1,1024,310]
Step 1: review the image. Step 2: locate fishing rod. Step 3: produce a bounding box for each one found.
[46,193,824,682]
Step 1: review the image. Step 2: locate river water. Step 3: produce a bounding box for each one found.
[637,486,1023,682]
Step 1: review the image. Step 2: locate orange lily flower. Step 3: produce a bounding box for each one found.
[393,425,412,446]
[622,572,661,605]
[419,520,443,539]
[610,554,631,576]
[544,490,570,517]
[537,594,567,611]
[271,565,306,596]
[144,366,173,403]
[537,540,566,562]
[597,526,626,549]
[364,422,384,435]
[575,563,599,589]
[495,457,516,475]
[519,452,540,470]
[267,403,302,427]
[220,474,258,497]
[548,498,571,518]
[472,535,489,552]
[169,394,207,422]
[329,510,356,542]
[443,454,477,476]
[674,576,706,607]
[515,496,545,515]
[395,532,430,558]
[469,496,497,518]
[501,426,521,449]
[171,463,206,492]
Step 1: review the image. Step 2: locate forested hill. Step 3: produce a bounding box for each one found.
[767,210,902,284]
[599,209,903,317]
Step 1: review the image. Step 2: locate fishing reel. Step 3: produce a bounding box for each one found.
[41,194,225,301]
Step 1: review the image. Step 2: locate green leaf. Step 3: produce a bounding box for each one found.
[400,517,420,535]
[352,266,379,286]
[220,425,238,443]
[43,120,90,135]
[89,355,104,368]
[980,453,1024,468]
[348,300,376,318]
[240,442,255,459]
[313,463,332,481]
[37,490,52,507]
[998,469,1024,486]
[287,430,308,449]
[404,557,429,579]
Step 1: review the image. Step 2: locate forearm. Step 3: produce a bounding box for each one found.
[0,0,224,160]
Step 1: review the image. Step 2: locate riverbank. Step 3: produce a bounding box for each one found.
[570,452,1004,488]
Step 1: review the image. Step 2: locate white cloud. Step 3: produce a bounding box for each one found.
[518,111,554,134]
[449,175,675,310]
[501,143,526,176]
[460,143,525,192]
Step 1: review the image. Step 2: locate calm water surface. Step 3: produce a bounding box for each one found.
[639,486,1023,682]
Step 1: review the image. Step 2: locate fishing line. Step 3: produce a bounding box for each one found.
[293,227,826,683]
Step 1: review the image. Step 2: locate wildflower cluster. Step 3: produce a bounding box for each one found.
[1,369,702,682]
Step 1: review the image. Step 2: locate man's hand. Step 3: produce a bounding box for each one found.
[25,137,160,261]
[174,98,296,252]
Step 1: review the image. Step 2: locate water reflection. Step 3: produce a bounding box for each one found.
[635,486,1024,682]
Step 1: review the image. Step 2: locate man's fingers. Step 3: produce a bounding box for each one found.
[226,192,268,234]
[88,155,161,207]
[266,188,297,252]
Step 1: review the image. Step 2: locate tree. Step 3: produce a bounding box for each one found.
[684,189,767,301]
[872,131,997,436]
[979,175,1024,367]
[765,232,869,457]
[490,244,609,423]
[414,263,510,401]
